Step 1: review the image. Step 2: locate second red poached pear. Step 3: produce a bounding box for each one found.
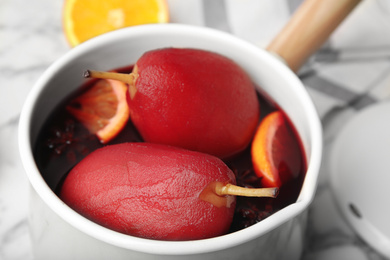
[60,142,236,240]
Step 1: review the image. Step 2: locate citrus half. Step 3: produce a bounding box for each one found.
[66,79,130,144]
[63,0,169,47]
[251,111,302,188]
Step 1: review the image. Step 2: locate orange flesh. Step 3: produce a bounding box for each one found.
[251,111,284,188]
[63,0,169,47]
[66,79,130,144]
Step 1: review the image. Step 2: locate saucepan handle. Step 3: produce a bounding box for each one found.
[267,0,362,73]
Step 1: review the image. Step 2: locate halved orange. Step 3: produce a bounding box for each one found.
[251,111,302,188]
[66,79,130,144]
[63,0,169,47]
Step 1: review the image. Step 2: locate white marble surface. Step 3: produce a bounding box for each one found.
[1,0,390,259]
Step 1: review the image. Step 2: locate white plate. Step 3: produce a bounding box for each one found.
[330,101,390,258]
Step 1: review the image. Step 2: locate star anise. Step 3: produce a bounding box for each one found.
[45,118,95,164]
[233,167,263,188]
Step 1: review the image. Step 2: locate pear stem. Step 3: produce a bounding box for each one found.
[84,70,137,98]
[215,182,279,198]
[84,70,134,85]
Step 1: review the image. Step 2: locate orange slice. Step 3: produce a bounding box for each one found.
[251,111,302,188]
[66,79,130,144]
[63,0,169,47]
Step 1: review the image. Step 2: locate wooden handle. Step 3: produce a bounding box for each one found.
[266,0,361,73]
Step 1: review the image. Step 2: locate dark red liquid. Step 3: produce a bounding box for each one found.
[33,65,306,235]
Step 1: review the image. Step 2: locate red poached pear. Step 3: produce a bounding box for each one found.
[86,48,260,159]
[60,142,237,240]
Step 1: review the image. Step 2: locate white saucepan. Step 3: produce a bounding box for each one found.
[18,0,360,259]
